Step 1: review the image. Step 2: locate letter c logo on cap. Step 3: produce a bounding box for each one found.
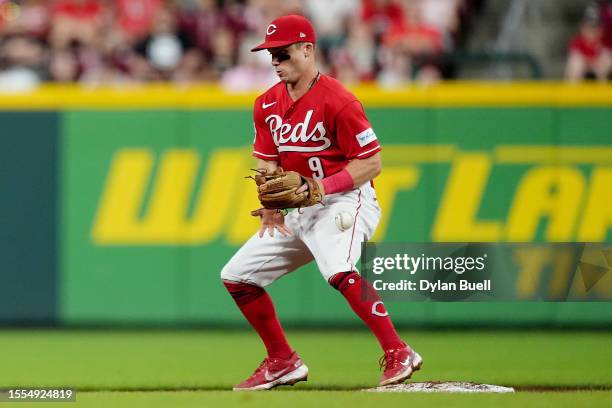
[266,24,277,35]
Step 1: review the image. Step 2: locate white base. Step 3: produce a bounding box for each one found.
[367,381,515,393]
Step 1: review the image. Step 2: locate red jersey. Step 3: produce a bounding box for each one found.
[570,34,605,63]
[252,74,381,179]
[116,0,161,39]
[51,0,102,21]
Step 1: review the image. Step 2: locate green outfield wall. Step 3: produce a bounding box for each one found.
[1,83,611,326]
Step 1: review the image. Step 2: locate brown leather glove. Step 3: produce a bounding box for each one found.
[250,168,324,210]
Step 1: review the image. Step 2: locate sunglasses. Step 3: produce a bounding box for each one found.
[269,49,291,62]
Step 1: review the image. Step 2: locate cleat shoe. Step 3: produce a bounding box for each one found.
[378,345,423,386]
[233,352,309,391]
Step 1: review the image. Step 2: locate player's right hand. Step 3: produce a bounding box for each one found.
[250,208,293,238]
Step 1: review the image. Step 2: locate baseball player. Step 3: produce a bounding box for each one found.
[221,14,422,391]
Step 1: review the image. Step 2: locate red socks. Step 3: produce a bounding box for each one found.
[329,272,404,351]
[223,273,403,359]
[223,281,293,360]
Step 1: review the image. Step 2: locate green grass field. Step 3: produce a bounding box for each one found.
[1,329,611,407]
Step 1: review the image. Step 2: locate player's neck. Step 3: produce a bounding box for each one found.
[286,67,319,101]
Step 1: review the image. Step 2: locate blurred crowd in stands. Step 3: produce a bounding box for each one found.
[0,0,478,90]
[566,0,611,82]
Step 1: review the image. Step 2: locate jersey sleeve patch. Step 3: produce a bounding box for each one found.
[355,128,377,147]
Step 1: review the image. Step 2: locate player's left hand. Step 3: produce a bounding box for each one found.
[251,208,293,238]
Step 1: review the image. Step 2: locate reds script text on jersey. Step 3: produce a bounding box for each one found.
[253,74,381,177]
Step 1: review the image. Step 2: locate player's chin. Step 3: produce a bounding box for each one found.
[276,71,289,82]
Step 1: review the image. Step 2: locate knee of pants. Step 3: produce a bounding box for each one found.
[220,260,243,283]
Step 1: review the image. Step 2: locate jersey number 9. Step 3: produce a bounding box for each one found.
[308,157,325,179]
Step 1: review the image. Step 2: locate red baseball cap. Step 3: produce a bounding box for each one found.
[251,14,316,52]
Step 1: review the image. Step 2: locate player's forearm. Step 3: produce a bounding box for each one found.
[345,153,382,186]
[321,153,382,194]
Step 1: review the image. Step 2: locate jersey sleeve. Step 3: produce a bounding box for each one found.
[252,100,279,160]
[335,100,382,160]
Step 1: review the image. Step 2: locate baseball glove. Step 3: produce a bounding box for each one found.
[249,168,324,210]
